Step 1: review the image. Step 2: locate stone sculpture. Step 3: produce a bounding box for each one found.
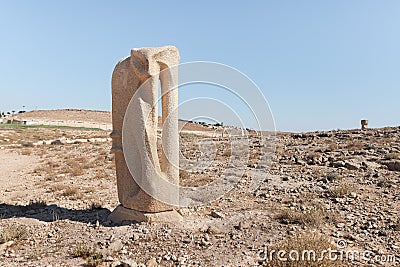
[108,46,182,223]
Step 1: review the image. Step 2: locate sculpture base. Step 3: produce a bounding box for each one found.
[108,205,183,224]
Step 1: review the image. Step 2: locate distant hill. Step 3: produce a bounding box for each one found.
[10,109,215,133]
[12,109,112,124]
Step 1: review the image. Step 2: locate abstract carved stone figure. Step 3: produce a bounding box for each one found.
[109,46,181,223]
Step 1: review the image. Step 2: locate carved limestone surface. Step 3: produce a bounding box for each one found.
[110,46,180,215]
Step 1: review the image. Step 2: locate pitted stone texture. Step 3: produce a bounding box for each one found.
[111,46,180,214]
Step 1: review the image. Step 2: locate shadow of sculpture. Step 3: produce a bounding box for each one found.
[0,203,114,226]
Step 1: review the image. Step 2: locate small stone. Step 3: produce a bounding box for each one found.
[0,241,14,252]
[105,256,114,262]
[110,261,122,267]
[163,254,171,261]
[236,221,251,230]
[336,223,345,228]
[381,160,400,171]
[332,161,346,168]
[120,259,138,267]
[131,233,140,242]
[349,192,357,198]
[50,139,63,145]
[109,240,123,252]
[146,258,158,267]
[178,256,187,264]
[211,210,225,219]
[345,161,360,170]
[378,230,388,237]
[206,225,222,234]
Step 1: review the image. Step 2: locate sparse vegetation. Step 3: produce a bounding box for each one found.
[277,203,333,227]
[20,148,32,155]
[0,123,102,131]
[326,142,338,152]
[346,140,364,151]
[329,183,356,198]
[385,152,400,160]
[89,202,103,210]
[61,186,80,198]
[306,152,320,160]
[66,161,85,176]
[261,232,341,267]
[325,172,340,182]
[21,141,34,147]
[0,225,28,244]
[22,199,47,211]
[377,178,394,188]
[72,245,104,267]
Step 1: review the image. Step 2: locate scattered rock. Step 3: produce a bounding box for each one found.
[146,258,158,267]
[109,240,124,253]
[344,161,360,170]
[211,210,225,219]
[50,140,63,145]
[332,161,346,168]
[235,221,251,231]
[0,241,14,252]
[381,160,400,171]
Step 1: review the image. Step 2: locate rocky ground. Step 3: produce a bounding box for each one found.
[0,123,399,266]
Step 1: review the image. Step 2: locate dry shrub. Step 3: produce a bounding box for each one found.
[20,149,32,156]
[329,184,356,198]
[346,140,364,151]
[61,186,81,199]
[179,170,190,180]
[306,152,320,160]
[278,209,322,227]
[261,232,341,267]
[223,150,231,157]
[72,245,103,267]
[21,141,34,147]
[22,199,47,211]
[33,161,60,176]
[326,143,338,152]
[325,172,341,182]
[74,156,88,164]
[50,183,66,192]
[179,170,214,187]
[385,152,400,160]
[89,202,103,210]
[0,225,28,244]
[377,178,394,188]
[277,203,335,227]
[64,159,85,176]
[96,170,108,180]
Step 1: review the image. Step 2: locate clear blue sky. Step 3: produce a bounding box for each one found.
[0,1,399,132]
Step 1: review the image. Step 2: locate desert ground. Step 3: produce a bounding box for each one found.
[0,110,399,266]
